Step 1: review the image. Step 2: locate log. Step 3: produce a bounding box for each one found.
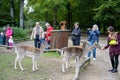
[73,58,90,80]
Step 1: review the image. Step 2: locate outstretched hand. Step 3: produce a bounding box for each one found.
[101,47,105,50]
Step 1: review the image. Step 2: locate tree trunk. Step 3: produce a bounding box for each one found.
[67,1,72,29]
[0,0,1,10]
[9,0,15,26]
[20,0,24,29]
[53,5,58,28]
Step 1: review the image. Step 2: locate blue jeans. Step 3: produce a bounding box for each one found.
[34,38,44,48]
[87,41,96,58]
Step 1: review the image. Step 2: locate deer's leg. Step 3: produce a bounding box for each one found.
[19,55,24,71]
[75,56,79,64]
[66,56,71,69]
[14,55,19,69]
[32,57,35,71]
[62,57,66,73]
[34,59,38,70]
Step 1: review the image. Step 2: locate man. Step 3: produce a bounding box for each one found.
[30,22,44,48]
[71,22,81,46]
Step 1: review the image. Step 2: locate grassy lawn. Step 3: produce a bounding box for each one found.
[0,52,60,80]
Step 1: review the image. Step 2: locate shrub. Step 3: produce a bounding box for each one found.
[12,27,31,41]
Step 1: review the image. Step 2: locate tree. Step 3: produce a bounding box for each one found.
[20,0,24,29]
[9,0,15,25]
[94,0,120,33]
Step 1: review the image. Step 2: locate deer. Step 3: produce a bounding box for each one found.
[14,41,48,71]
[60,41,101,73]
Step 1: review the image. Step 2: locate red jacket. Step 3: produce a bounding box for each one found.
[46,26,53,41]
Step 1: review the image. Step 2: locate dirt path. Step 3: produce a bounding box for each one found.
[80,37,120,80]
[1,36,120,80]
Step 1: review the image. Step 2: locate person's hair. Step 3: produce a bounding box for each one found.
[93,24,99,30]
[35,22,39,25]
[45,22,50,27]
[74,22,79,25]
[107,26,114,32]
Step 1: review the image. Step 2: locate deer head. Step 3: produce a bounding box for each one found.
[93,42,101,49]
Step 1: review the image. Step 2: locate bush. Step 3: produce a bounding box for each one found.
[12,27,31,41]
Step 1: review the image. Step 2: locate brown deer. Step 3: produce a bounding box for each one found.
[14,41,48,71]
[60,41,101,73]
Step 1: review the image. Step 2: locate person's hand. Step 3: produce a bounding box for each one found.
[101,47,105,50]
[44,32,47,34]
[30,36,33,40]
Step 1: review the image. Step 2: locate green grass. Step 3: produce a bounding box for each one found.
[0,52,60,80]
[42,51,60,58]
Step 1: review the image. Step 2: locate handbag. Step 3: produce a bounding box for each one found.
[109,32,118,45]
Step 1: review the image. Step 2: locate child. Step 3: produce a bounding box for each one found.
[8,36,14,49]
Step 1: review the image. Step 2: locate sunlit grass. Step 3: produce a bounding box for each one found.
[0,52,60,80]
[42,51,61,58]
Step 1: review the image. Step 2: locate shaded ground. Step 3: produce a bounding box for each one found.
[0,36,120,80]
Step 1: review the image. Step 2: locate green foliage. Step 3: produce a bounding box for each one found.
[12,27,30,41]
[0,0,20,27]
[0,12,13,26]
[1,0,120,34]
[94,0,120,31]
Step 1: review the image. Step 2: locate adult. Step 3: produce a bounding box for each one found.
[87,24,100,60]
[6,24,13,47]
[45,22,53,49]
[102,26,120,73]
[71,22,81,46]
[2,26,6,45]
[30,22,44,48]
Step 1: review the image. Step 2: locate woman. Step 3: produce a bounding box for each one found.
[87,24,100,60]
[102,26,120,73]
[30,22,44,48]
[45,22,53,48]
[71,22,81,46]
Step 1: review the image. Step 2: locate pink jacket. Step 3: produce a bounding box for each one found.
[6,27,13,38]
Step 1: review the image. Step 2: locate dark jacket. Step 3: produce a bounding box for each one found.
[104,33,120,56]
[71,28,81,40]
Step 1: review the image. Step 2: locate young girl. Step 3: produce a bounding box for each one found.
[8,36,14,49]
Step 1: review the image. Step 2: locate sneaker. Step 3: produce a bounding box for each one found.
[93,58,96,60]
